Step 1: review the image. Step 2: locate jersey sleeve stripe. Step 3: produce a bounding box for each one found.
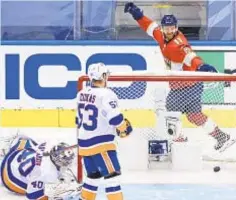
[17,140,27,151]
[146,21,159,37]
[26,190,44,199]
[183,52,197,67]
[109,114,124,126]
[10,140,27,152]
[26,189,44,199]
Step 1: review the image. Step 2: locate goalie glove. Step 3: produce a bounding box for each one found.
[116,118,133,138]
[46,182,82,200]
[46,167,81,200]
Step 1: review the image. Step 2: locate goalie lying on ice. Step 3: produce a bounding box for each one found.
[0,135,81,200]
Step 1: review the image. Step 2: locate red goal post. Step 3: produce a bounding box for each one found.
[77,72,236,181]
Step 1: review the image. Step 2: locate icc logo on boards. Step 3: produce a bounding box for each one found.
[5,53,147,100]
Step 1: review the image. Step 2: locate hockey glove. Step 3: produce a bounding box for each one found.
[124,2,143,20]
[116,118,133,138]
[197,64,218,73]
[46,182,82,200]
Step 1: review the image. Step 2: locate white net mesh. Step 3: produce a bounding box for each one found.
[78,72,236,178]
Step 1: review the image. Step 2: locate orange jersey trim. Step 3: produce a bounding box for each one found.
[2,166,26,195]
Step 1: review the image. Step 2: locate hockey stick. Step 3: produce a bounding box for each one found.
[67,168,81,184]
[202,139,236,172]
[203,155,236,163]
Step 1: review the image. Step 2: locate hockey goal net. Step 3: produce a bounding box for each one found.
[77,72,236,182]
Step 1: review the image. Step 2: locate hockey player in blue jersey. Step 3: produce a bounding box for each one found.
[0,135,81,200]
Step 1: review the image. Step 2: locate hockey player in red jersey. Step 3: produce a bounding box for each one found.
[125,2,235,152]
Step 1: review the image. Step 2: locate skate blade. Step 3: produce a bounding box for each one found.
[219,139,236,153]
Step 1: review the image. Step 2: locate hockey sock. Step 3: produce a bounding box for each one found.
[199,117,228,142]
[106,185,123,200]
[81,178,100,200]
[105,176,123,200]
[187,113,229,140]
[209,127,229,142]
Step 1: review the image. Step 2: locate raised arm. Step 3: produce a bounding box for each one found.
[124,2,162,43]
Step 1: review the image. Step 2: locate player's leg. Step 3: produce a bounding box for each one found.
[185,82,232,151]
[80,156,101,200]
[166,89,184,112]
[93,151,123,200]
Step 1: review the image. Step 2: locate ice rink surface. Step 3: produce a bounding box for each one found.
[2,183,236,200]
[1,128,236,200]
[2,170,236,200]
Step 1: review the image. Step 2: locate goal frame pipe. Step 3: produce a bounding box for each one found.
[78,75,236,91]
[77,74,236,180]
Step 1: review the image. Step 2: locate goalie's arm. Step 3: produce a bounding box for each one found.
[26,175,49,200]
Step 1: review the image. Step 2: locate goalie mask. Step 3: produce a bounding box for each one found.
[50,142,75,168]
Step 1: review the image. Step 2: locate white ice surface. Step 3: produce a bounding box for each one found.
[2,169,236,200]
[1,128,236,200]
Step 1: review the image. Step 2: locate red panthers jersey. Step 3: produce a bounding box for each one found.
[137,16,203,89]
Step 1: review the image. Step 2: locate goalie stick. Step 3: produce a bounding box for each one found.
[67,168,81,184]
